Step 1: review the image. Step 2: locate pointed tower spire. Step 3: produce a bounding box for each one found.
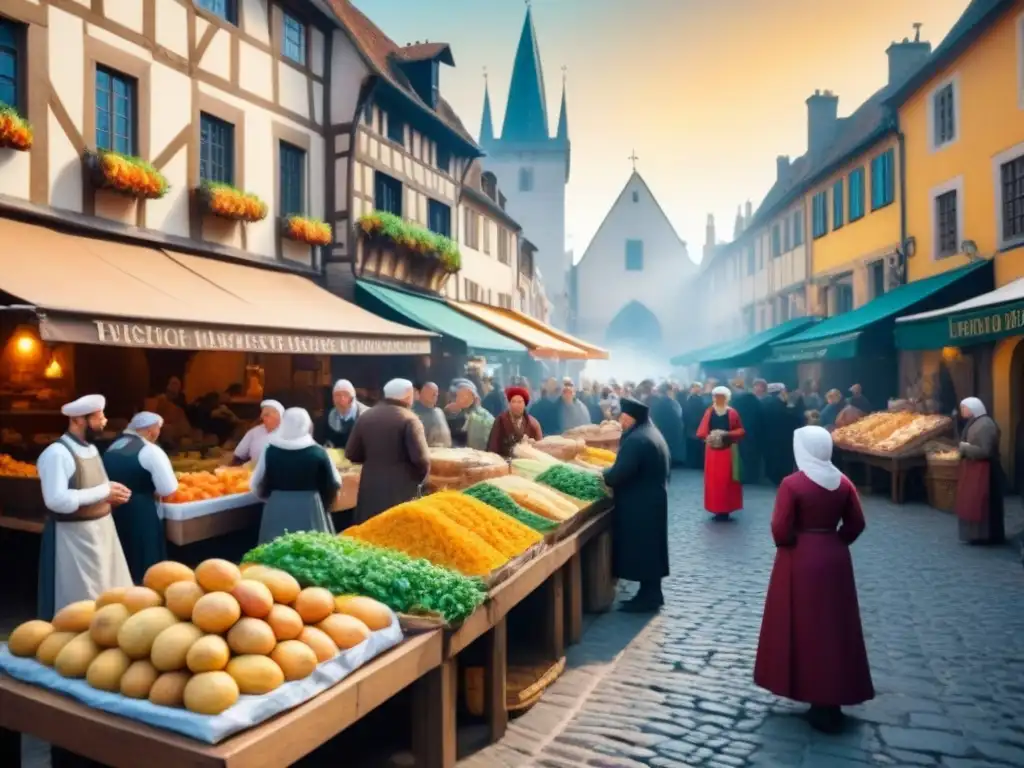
[501,5,549,142]
[733,205,745,239]
[555,66,568,143]
[480,68,494,144]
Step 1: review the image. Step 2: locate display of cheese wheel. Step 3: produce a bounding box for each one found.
[86,647,132,692]
[230,580,273,619]
[317,613,370,650]
[54,632,102,678]
[270,640,318,681]
[143,561,196,594]
[149,670,191,708]
[194,559,242,593]
[116,606,179,660]
[122,586,163,614]
[164,581,205,621]
[293,587,334,624]
[186,635,231,673]
[297,626,338,662]
[150,622,204,672]
[191,592,241,634]
[333,595,392,631]
[226,655,285,695]
[7,620,55,657]
[52,601,97,633]
[120,659,159,699]
[266,604,303,641]
[244,566,301,605]
[95,587,128,609]
[225,618,276,656]
[183,671,239,715]
[35,631,78,666]
[89,603,131,648]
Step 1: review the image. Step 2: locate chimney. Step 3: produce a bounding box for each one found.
[886,25,931,86]
[733,206,745,239]
[776,155,790,181]
[806,89,839,155]
[744,200,753,227]
[703,214,716,263]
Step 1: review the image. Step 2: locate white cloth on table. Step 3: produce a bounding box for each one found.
[37,439,132,611]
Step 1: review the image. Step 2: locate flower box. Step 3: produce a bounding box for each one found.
[357,211,461,273]
[196,181,268,223]
[0,104,32,151]
[85,150,169,200]
[283,215,332,246]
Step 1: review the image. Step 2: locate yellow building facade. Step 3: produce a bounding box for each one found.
[891,0,1024,470]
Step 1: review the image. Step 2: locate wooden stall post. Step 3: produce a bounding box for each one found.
[582,530,616,613]
[562,554,583,646]
[412,659,458,768]
[541,569,565,660]
[482,619,508,741]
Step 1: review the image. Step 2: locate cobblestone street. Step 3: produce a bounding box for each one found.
[460,470,1024,768]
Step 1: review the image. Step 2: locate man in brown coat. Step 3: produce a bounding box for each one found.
[345,378,430,525]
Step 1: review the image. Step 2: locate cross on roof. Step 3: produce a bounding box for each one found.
[628,150,639,171]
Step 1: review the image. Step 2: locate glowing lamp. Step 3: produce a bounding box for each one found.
[44,356,64,379]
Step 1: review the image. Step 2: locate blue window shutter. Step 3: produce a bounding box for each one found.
[279,141,306,215]
[832,180,844,229]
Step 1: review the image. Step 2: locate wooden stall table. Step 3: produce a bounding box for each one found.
[0,476,45,535]
[0,632,446,768]
[163,495,263,546]
[438,507,612,762]
[834,448,927,504]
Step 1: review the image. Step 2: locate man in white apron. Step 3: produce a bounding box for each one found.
[37,394,134,619]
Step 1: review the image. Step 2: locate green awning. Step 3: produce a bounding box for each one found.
[768,261,992,363]
[895,275,1022,349]
[669,339,739,367]
[355,280,527,355]
[701,317,819,367]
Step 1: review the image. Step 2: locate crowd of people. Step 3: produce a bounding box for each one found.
[31,367,1017,740]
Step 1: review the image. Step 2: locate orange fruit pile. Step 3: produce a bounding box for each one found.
[0,453,38,478]
[163,467,251,504]
[285,216,332,246]
[0,108,33,151]
[98,152,169,199]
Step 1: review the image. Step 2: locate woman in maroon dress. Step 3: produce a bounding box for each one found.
[696,386,744,518]
[487,386,542,458]
[754,425,874,734]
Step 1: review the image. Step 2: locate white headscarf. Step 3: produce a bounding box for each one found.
[127,411,163,431]
[793,425,843,491]
[384,378,414,400]
[269,407,316,451]
[260,399,285,418]
[711,386,731,401]
[333,379,355,396]
[960,397,987,418]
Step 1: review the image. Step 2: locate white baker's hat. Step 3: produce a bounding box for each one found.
[61,394,106,418]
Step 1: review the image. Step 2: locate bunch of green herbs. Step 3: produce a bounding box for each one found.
[242,531,486,623]
[535,463,608,502]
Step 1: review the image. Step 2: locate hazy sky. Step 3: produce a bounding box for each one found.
[352,0,967,265]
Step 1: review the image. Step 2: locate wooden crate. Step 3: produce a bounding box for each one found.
[582,530,616,613]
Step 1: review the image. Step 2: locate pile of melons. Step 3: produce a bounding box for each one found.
[6,559,392,716]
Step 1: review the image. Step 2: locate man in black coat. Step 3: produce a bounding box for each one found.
[761,384,800,485]
[649,382,687,467]
[682,382,706,470]
[603,397,671,613]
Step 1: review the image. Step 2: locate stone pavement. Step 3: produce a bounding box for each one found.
[458,470,1024,768]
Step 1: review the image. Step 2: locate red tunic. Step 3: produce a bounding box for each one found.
[754,471,875,707]
[696,406,744,514]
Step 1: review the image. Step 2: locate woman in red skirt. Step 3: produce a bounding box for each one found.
[696,386,744,518]
[754,425,874,733]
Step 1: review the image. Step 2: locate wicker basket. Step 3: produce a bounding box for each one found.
[463,656,567,717]
[926,459,959,513]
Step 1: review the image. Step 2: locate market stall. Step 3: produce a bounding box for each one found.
[831,412,955,503]
[0,446,616,768]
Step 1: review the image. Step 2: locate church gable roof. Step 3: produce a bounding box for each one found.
[500,7,550,142]
[576,171,692,270]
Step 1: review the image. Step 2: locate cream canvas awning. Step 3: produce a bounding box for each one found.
[0,218,433,355]
[447,300,589,359]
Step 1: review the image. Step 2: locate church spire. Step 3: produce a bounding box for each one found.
[500,5,549,142]
[555,67,568,143]
[480,70,494,144]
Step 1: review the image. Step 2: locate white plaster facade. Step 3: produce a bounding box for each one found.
[572,172,696,354]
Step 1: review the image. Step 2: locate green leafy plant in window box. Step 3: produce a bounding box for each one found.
[0,103,33,151]
[358,210,461,272]
[84,149,170,199]
[283,214,332,246]
[195,180,268,223]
